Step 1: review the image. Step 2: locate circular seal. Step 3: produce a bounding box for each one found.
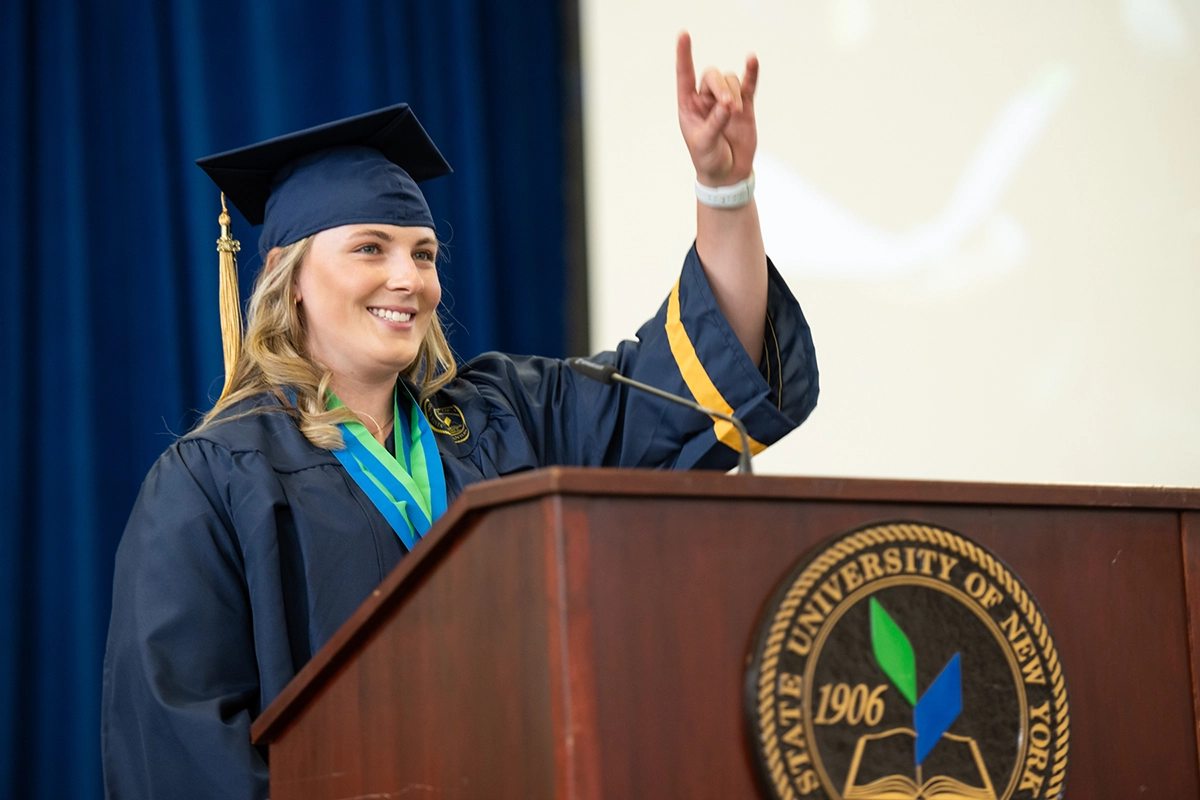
[745,522,1069,800]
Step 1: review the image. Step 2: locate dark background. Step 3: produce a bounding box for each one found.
[0,0,585,795]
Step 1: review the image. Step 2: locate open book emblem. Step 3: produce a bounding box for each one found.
[745,522,1070,800]
[844,728,994,800]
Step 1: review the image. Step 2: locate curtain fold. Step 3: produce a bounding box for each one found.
[0,1,567,796]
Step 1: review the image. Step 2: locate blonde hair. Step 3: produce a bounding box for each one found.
[197,235,457,449]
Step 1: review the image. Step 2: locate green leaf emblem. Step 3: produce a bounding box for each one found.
[870,597,917,706]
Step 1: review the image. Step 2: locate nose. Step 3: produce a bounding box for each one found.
[384,252,423,293]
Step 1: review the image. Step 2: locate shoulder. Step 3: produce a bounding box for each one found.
[129,394,343,537]
[415,354,567,458]
[436,351,575,413]
[454,351,564,390]
[457,350,526,377]
[173,393,340,475]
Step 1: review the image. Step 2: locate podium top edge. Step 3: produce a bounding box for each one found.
[447,468,1200,511]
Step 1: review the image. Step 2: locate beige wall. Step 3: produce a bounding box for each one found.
[581,0,1200,486]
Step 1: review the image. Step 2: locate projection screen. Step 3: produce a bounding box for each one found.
[580,0,1200,486]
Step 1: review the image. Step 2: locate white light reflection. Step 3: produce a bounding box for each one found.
[758,65,1076,289]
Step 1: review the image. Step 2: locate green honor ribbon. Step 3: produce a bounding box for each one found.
[328,384,448,551]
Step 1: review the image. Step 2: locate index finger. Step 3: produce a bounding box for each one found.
[676,31,697,105]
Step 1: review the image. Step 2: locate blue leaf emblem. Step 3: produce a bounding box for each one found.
[914,653,963,765]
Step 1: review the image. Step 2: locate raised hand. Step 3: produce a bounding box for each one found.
[676,31,759,188]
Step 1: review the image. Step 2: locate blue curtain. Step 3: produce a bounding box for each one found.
[0,1,567,796]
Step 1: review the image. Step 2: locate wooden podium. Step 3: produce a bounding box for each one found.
[251,468,1200,799]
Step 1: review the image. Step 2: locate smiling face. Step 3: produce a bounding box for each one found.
[293,223,441,387]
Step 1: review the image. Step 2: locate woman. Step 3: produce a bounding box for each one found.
[102,33,817,798]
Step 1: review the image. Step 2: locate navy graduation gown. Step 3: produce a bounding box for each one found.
[101,247,818,799]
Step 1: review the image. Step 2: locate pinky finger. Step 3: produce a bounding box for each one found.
[742,54,760,98]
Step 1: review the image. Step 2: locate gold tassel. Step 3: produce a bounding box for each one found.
[216,193,243,401]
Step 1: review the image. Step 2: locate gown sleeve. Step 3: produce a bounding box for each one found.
[102,440,269,800]
[460,245,818,470]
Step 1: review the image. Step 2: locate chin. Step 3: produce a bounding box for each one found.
[386,352,422,374]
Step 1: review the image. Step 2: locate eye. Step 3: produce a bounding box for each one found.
[355,243,382,255]
[414,249,436,262]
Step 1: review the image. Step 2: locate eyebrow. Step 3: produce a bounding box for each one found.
[351,230,437,250]
[354,228,394,242]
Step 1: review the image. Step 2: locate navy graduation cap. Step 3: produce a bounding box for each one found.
[195,103,451,398]
[196,103,453,253]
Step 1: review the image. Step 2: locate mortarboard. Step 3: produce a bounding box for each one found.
[194,104,453,399]
[198,103,452,252]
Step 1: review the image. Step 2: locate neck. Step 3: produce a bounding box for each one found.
[329,373,397,444]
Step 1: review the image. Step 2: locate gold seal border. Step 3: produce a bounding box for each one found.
[753,523,1070,800]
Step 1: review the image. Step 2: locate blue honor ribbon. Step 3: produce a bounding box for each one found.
[329,384,448,551]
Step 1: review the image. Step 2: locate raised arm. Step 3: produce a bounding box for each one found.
[676,31,766,362]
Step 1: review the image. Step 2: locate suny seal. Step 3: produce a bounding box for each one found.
[745,522,1069,800]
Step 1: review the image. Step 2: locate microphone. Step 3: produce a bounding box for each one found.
[565,356,754,475]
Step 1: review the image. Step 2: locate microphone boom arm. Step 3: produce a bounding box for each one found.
[608,374,754,475]
[564,356,755,474]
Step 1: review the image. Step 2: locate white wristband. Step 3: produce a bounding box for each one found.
[695,172,755,208]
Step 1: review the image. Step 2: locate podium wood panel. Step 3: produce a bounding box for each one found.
[265,504,562,799]
[253,469,1200,800]
[1184,511,1200,778]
